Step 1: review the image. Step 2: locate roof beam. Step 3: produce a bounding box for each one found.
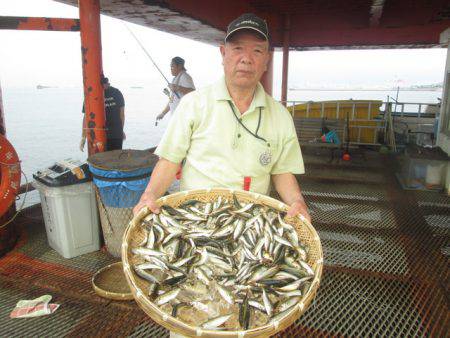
[0,16,80,31]
[290,21,449,50]
[369,0,386,27]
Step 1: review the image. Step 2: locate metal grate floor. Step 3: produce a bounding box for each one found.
[0,150,448,337]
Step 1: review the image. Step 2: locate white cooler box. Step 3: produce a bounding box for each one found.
[32,160,100,258]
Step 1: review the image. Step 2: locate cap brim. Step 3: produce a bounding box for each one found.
[225,26,268,42]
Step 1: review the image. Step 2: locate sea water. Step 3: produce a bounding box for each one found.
[2,85,441,207]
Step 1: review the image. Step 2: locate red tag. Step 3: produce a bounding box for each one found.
[243,176,251,191]
[175,165,182,180]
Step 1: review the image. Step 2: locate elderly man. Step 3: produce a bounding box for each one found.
[134,13,310,221]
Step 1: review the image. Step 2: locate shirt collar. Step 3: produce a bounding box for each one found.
[214,76,267,110]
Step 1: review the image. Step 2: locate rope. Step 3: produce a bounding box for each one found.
[0,169,29,229]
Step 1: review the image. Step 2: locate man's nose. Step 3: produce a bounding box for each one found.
[240,50,253,64]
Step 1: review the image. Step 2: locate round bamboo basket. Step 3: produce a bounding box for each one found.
[92,262,134,300]
[122,188,323,337]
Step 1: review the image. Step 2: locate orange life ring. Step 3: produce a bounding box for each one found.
[0,135,21,217]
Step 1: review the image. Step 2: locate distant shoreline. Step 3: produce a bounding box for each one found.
[290,88,442,92]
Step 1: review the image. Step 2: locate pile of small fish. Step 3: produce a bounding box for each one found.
[131,195,315,331]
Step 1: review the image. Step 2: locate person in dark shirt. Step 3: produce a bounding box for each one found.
[80,76,125,151]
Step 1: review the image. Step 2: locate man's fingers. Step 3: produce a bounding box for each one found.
[133,198,160,216]
[287,202,311,223]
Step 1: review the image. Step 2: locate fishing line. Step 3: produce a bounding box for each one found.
[122,23,180,99]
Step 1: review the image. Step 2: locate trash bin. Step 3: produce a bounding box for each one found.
[88,150,158,257]
[32,159,100,259]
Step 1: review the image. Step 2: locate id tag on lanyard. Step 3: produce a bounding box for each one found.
[243,176,251,191]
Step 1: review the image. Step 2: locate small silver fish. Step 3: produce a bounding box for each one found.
[155,288,180,305]
[201,314,232,329]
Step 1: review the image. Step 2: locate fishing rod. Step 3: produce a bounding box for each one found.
[123,23,180,100]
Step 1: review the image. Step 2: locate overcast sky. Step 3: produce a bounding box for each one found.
[0,0,448,97]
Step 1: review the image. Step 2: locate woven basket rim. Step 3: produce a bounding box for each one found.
[92,262,134,301]
[122,188,323,337]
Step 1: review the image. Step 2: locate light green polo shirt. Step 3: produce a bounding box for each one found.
[155,77,305,195]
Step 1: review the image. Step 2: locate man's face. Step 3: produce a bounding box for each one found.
[171,63,182,76]
[220,31,270,90]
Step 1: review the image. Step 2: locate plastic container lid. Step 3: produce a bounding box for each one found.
[88,149,159,172]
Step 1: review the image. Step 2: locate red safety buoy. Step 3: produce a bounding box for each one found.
[342,153,351,161]
[0,135,21,217]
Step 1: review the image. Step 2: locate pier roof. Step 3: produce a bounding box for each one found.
[56,0,450,50]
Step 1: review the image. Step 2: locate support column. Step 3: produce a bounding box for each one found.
[437,28,450,194]
[281,14,290,106]
[0,81,5,136]
[79,0,106,155]
[261,50,274,96]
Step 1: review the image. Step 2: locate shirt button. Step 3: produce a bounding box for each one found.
[238,134,241,138]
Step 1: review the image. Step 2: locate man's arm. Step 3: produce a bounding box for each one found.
[272,172,311,222]
[80,112,87,151]
[157,103,170,120]
[119,106,125,139]
[133,158,180,214]
[170,84,194,95]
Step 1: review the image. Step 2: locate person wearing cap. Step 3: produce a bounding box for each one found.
[80,76,125,151]
[156,57,195,121]
[134,13,310,221]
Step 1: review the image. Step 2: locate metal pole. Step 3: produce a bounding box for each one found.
[0,81,5,136]
[0,16,79,31]
[79,0,106,155]
[281,14,290,106]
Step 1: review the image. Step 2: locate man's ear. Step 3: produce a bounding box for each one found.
[264,49,272,72]
[219,45,226,65]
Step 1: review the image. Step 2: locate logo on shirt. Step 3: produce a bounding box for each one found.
[105,96,116,108]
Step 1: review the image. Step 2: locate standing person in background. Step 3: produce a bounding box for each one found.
[80,76,125,151]
[156,57,195,121]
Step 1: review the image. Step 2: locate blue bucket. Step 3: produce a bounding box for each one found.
[89,165,153,208]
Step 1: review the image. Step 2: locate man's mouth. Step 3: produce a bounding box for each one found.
[236,70,253,75]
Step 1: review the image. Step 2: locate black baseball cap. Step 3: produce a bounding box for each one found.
[101,75,109,84]
[225,13,269,42]
[171,56,185,67]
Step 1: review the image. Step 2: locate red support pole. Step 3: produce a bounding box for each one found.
[261,50,274,95]
[281,14,290,106]
[79,0,106,155]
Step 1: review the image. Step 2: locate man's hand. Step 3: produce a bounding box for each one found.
[168,84,179,92]
[156,112,166,121]
[79,136,86,152]
[133,192,160,215]
[287,199,311,223]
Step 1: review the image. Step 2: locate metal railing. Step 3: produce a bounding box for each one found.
[282,99,439,147]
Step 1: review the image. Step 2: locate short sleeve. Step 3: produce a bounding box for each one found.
[271,112,305,175]
[116,90,125,107]
[179,73,195,89]
[155,94,197,164]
